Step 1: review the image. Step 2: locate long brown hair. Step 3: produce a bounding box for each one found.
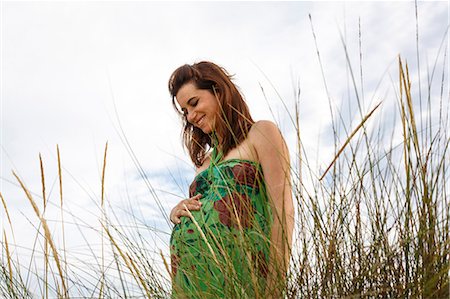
[168,61,254,167]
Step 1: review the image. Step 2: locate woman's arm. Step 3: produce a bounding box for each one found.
[251,120,294,297]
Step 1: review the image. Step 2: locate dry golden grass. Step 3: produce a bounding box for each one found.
[12,171,68,297]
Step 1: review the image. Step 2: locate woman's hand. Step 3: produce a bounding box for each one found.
[170,193,203,224]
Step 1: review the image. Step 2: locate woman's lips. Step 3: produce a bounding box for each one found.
[197,115,205,126]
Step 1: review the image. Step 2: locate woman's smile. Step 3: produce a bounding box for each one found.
[176,82,219,134]
[197,115,205,126]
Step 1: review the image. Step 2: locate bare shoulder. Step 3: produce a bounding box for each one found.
[251,120,279,131]
[247,120,289,165]
[248,120,285,148]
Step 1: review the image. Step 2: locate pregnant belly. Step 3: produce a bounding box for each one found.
[170,192,270,274]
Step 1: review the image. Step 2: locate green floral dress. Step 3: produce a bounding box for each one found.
[170,149,273,298]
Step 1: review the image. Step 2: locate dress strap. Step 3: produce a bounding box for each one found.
[208,146,223,178]
[212,146,224,164]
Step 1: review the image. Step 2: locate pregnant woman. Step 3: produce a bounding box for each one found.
[168,61,294,298]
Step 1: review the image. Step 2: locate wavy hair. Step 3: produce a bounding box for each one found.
[168,61,254,167]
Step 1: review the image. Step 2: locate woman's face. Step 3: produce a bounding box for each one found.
[176,82,219,134]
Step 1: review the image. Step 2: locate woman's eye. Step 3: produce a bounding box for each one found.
[192,100,198,107]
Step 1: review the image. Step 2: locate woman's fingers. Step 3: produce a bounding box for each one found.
[172,209,194,224]
[171,215,181,224]
[171,194,203,224]
[187,195,202,206]
[190,193,202,201]
[183,194,202,209]
[178,209,192,218]
[185,203,201,210]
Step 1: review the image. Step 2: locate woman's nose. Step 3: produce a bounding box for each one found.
[187,110,196,124]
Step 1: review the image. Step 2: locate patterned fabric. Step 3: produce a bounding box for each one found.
[170,150,273,298]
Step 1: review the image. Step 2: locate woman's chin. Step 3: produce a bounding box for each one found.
[202,127,212,134]
[198,121,215,134]
[200,123,214,134]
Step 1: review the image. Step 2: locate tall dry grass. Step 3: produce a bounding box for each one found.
[284,55,449,298]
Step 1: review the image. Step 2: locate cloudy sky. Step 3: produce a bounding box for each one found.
[0,0,448,294]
